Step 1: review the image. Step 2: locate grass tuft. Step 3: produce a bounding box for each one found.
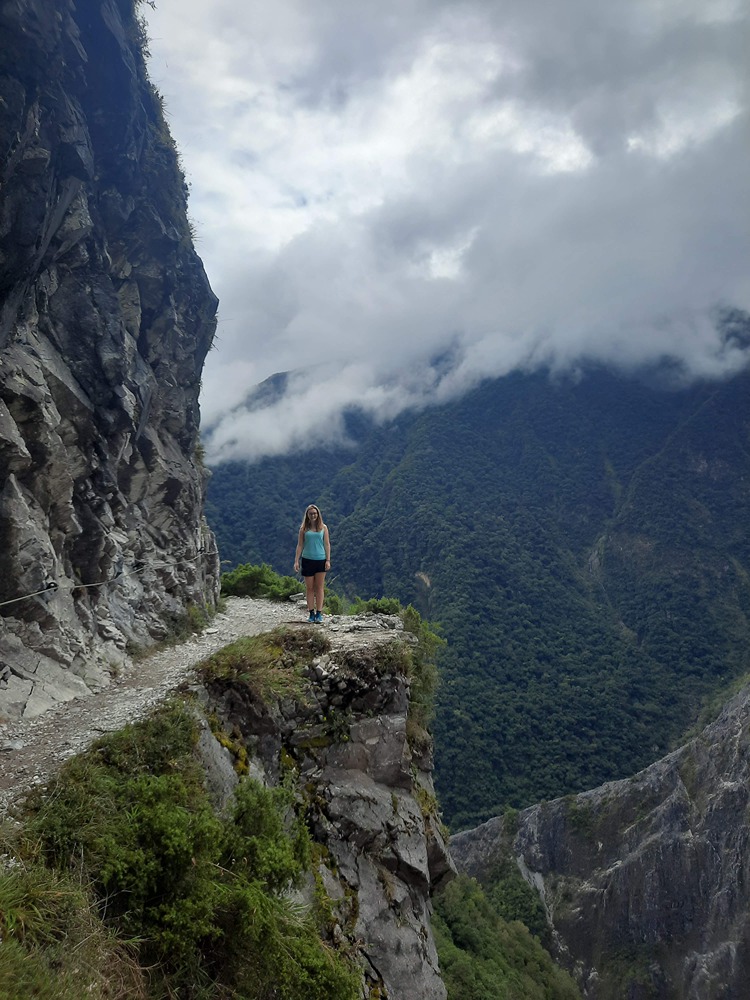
[199,627,330,701]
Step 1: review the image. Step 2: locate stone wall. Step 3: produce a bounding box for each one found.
[0,0,220,718]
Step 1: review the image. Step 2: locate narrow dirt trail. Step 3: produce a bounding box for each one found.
[0,597,297,817]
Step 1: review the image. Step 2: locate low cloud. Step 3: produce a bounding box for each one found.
[145,0,750,463]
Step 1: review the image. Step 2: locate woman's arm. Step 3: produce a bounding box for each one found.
[294,527,304,571]
[323,525,331,567]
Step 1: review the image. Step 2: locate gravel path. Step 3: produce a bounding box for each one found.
[0,597,305,817]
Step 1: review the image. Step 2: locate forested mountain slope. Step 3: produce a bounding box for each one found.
[207,366,750,828]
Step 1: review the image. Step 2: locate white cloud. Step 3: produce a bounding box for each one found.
[626,98,742,158]
[144,0,750,463]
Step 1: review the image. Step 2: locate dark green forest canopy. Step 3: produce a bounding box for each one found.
[206,366,750,829]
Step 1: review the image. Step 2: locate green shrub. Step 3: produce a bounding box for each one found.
[18,700,358,999]
[349,596,403,615]
[487,859,550,947]
[324,591,346,614]
[221,779,310,893]
[221,562,303,601]
[402,604,444,729]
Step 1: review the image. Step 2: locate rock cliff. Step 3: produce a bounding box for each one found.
[196,613,456,1000]
[0,0,220,719]
[450,683,750,999]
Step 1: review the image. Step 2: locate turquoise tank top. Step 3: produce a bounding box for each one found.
[302,529,326,560]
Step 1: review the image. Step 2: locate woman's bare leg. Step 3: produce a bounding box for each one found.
[314,572,326,612]
[305,576,315,612]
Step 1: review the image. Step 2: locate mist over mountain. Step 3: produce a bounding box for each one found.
[144,0,750,466]
[207,359,750,828]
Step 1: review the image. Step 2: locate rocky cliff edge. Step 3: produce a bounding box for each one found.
[450,683,750,999]
[195,613,456,1000]
[0,0,220,720]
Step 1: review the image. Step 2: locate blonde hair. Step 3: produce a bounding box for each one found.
[301,504,323,532]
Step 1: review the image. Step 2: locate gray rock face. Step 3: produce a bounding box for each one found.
[0,0,220,718]
[450,685,750,1000]
[204,617,456,1000]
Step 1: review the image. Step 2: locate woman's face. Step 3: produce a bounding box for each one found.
[307,507,319,523]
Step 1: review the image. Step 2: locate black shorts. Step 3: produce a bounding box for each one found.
[301,558,327,577]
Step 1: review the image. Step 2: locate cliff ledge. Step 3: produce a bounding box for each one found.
[199,612,456,1000]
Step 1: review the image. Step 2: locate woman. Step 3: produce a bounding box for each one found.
[294,504,331,623]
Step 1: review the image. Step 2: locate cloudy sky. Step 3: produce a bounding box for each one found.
[144,0,749,464]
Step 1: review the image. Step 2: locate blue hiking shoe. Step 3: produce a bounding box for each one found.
[308,610,316,622]
[315,611,323,623]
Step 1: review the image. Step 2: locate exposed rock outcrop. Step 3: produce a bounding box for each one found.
[198,614,456,1000]
[0,0,219,719]
[450,684,750,999]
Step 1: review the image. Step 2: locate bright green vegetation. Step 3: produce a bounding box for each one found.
[221,562,303,601]
[485,859,549,949]
[2,702,358,1000]
[207,364,750,828]
[433,875,581,1000]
